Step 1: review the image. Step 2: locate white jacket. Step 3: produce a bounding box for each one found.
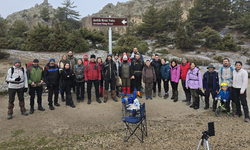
[6,66,28,89]
[233,68,248,93]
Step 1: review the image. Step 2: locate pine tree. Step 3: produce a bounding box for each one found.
[199,26,221,49]
[40,7,51,21]
[10,20,29,38]
[0,15,7,37]
[126,19,138,36]
[67,29,89,53]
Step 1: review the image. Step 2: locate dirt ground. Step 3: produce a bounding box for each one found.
[1,51,250,149]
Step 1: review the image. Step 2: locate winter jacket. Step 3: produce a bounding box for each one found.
[119,61,131,79]
[151,59,162,78]
[83,59,89,67]
[130,52,144,62]
[85,61,101,81]
[6,66,28,89]
[120,54,131,63]
[203,71,219,91]
[160,62,170,80]
[58,60,71,74]
[74,64,85,82]
[233,68,248,93]
[131,59,144,77]
[113,58,120,76]
[186,67,202,89]
[218,65,234,87]
[61,69,75,86]
[102,59,117,79]
[44,63,59,86]
[180,62,190,81]
[67,55,77,69]
[142,65,156,83]
[170,64,180,83]
[27,65,44,87]
[216,89,230,102]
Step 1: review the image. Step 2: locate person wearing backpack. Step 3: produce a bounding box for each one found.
[218,58,236,115]
[59,54,70,102]
[67,50,77,93]
[170,60,180,102]
[85,54,102,104]
[131,54,144,98]
[44,58,60,110]
[203,64,220,111]
[186,62,202,110]
[74,58,85,103]
[180,57,191,105]
[119,55,131,98]
[102,54,118,103]
[151,54,162,98]
[5,59,29,119]
[160,58,170,99]
[61,63,76,108]
[142,60,156,100]
[27,59,45,114]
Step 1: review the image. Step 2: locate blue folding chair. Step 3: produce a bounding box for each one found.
[122,89,137,117]
[122,103,147,143]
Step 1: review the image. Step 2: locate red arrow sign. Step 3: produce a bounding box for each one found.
[92,17,129,27]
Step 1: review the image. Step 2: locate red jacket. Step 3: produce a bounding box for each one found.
[120,54,131,63]
[85,61,101,81]
[180,62,190,80]
[83,59,89,67]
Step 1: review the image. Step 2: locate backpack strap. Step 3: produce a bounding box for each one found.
[221,67,223,76]
[11,67,14,77]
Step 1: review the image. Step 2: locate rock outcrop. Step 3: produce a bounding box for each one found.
[6,0,57,28]
[81,0,194,34]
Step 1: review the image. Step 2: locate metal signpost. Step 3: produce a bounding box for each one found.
[92,17,129,54]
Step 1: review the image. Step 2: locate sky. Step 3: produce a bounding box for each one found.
[0,0,130,19]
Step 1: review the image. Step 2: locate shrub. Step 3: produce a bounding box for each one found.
[220,33,240,51]
[137,42,149,54]
[236,40,244,45]
[0,51,10,59]
[157,49,169,54]
[213,56,223,62]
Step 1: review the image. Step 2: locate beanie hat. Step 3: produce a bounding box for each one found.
[49,58,55,63]
[13,59,21,66]
[207,64,215,69]
[90,54,96,59]
[123,55,128,59]
[33,59,39,63]
[78,58,83,61]
[84,54,88,57]
[115,54,119,57]
[107,54,112,57]
[182,57,188,61]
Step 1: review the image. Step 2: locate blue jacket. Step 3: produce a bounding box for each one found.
[216,89,230,102]
[203,71,219,91]
[160,62,170,80]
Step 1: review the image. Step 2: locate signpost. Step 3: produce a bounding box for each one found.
[92,17,129,54]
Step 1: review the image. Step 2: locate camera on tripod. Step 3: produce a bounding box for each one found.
[197,121,215,150]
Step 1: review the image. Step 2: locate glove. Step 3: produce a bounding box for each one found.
[15,76,21,81]
[23,88,28,92]
[223,99,226,103]
[215,97,218,101]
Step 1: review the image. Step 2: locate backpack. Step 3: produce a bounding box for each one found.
[220,66,233,75]
[5,67,25,84]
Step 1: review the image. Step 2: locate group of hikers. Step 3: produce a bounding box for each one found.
[5,48,249,122]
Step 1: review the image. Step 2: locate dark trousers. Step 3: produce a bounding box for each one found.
[221,101,230,113]
[105,78,116,90]
[9,88,24,103]
[171,81,178,91]
[145,82,153,97]
[76,82,84,99]
[134,76,142,91]
[87,80,99,99]
[228,87,237,113]
[205,88,217,99]
[30,86,43,106]
[72,80,76,92]
[232,88,249,118]
[153,77,161,93]
[163,79,169,93]
[99,78,104,87]
[65,85,72,101]
[181,80,191,101]
[48,85,59,106]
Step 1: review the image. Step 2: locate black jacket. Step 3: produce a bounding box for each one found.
[61,69,75,86]
[102,59,117,79]
[131,59,144,77]
[151,59,162,78]
[44,63,59,86]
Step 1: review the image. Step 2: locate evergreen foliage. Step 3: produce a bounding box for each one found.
[40,7,51,21]
[10,20,29,38]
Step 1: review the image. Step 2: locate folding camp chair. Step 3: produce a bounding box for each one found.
[122,103,147,143]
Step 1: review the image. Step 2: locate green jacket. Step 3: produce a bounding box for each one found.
[27,65,44,87]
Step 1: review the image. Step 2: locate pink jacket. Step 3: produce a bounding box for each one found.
[170,64,180,83]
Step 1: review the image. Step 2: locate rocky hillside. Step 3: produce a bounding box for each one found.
[5,0,57,28]
[81,0,194,34]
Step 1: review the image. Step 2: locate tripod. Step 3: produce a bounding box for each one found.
[197,131,210,150]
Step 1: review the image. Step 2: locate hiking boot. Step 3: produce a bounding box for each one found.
[77,98,80,103]
[182,99,188,102]
[96,98,102,103]
[61,93,65,102]
[7,114,12,120]
[49,105,55,110]
[113,98,118,102]
[164,93,169,99]
[204,106,209,110]
[171,94,174,99]
[81,98,84,102]
[104,99,107,103]
[244,118,249,122]
[189,102,195,108]
[193,106,199,110]
[38,105,45,111]
[88,99,91,105]
[149,97,152,100]
[21,112,29,116]
[146,96,148,100]
[186,101,191,106]
[29,106,34,114]
[158,92,162,98]
[174,99,178,102]
[212,109,216,112]
[153,92,156,98]
[54,103,60,107]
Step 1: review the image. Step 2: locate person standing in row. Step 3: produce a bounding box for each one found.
[27,59,45,114]
[160,58,170,99]
[44,58,60,110]
[103,54,118,103]
[6,59,29,119]
[142,60,156,100]
[150,54,155,63]
[131,54,144,98]
[203,64,219,110]
[186,62,202,110]
[97,57,104,97]
[130,47,144,62]
[119,55,131,98]
[151,54,162,98]
[180,57,191,105]
[83,54,89,67]
[74,58,85,103]
[61,63,76,108]
[120,51,131,63]
[113,54,121,98]
[67,50,77,93]
[170,60,180,102]
[232,61,249,122]
[85,54,102,104]
[58,54,70,102]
